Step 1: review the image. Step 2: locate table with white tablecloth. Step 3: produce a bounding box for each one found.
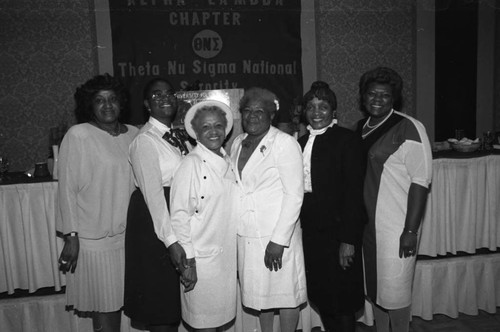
[412,154,500,320]
[0,154,499,331]
[0,181,64,295]
[418,154,500,256]
[0,180,328,331]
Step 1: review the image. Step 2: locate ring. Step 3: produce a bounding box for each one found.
[60,260,67,264]
[408,250,414,254]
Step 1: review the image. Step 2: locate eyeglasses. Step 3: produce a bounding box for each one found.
[151,90,176,101]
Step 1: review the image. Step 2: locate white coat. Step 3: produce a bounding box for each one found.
[170,144,238,328]
[230,126,307,309]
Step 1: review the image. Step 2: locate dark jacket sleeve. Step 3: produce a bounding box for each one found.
[337,130,367,245]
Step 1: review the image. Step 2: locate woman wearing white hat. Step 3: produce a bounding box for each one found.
[169,100,238,331]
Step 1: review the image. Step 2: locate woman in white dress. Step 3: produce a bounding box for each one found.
[230,87,307,332]
[170,100,238,331]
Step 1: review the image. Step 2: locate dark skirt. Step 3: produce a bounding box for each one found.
[124,188,181,326]
[301,193,365,316]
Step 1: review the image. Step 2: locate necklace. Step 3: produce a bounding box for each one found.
[362,110,393,138]
[91,121,122,137]
[365,118,383,129]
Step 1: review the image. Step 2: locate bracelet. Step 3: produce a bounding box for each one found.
[65,232,78,237]
[404,228,418,236]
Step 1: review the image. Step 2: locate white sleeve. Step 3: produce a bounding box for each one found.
[169,156,199,259]
[270,135,304,246]
[129,134,178,247]
[57,128,86,234]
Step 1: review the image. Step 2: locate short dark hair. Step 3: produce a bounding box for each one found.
[302,81,337,110]
[74,73,129,123]
[142,77,174,100]
[142,77,176,119]
[359,67,403,112]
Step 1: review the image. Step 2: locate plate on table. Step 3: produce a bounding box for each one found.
[448,138,481,153]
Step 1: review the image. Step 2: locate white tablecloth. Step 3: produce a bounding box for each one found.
[2,255,499,332]
[0,182,64,294]
[1,155,499,330]
[412,254,500,320]
[419,155,500,256]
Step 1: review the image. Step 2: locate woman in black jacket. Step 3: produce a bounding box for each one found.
[299,81,367,332]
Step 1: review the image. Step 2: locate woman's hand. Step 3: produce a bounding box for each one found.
[399,230,418,258]
[58,235,79,273]
[339,242,355,270]
[264,241,284,272]
[168,242,188,273]
[181,258,197,292]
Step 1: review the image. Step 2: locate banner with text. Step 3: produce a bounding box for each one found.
[109,0,302,124]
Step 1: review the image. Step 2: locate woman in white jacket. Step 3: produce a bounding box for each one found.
[230,87,306,332]
[170,100,238,331]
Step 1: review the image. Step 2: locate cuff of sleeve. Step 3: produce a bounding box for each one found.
[61,225,78,236]
[270,234,291,248]
[183,245,195,259]
[164,234,178,248]
[411,178,430,188]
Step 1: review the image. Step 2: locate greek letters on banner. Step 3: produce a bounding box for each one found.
[108,0,302,124]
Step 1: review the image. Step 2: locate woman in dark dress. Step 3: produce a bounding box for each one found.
[124,77,193,332]
[298,81,367,332]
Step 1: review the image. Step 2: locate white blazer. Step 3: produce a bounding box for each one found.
[230,126,304,247]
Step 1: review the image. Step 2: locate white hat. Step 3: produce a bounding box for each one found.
[184,100,233,139]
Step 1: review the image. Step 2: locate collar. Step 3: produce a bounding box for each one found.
[149,117,171,136]
[306,119,337,136]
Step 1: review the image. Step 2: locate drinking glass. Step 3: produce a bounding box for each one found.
[455,129,465,141]
[483,131,495,151]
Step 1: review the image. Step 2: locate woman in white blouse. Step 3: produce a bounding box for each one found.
[170,100,238,331]
[124,78,193,332]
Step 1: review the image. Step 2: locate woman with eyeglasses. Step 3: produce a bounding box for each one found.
[124,77,193,332]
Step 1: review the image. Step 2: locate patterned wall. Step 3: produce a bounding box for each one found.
[315,0,415,129]
[2,1,496,172]
[0,0,97,171]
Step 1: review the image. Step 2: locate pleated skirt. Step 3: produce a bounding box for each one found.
[65,233,125,313]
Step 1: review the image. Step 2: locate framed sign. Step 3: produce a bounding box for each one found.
[94,0,316,125]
